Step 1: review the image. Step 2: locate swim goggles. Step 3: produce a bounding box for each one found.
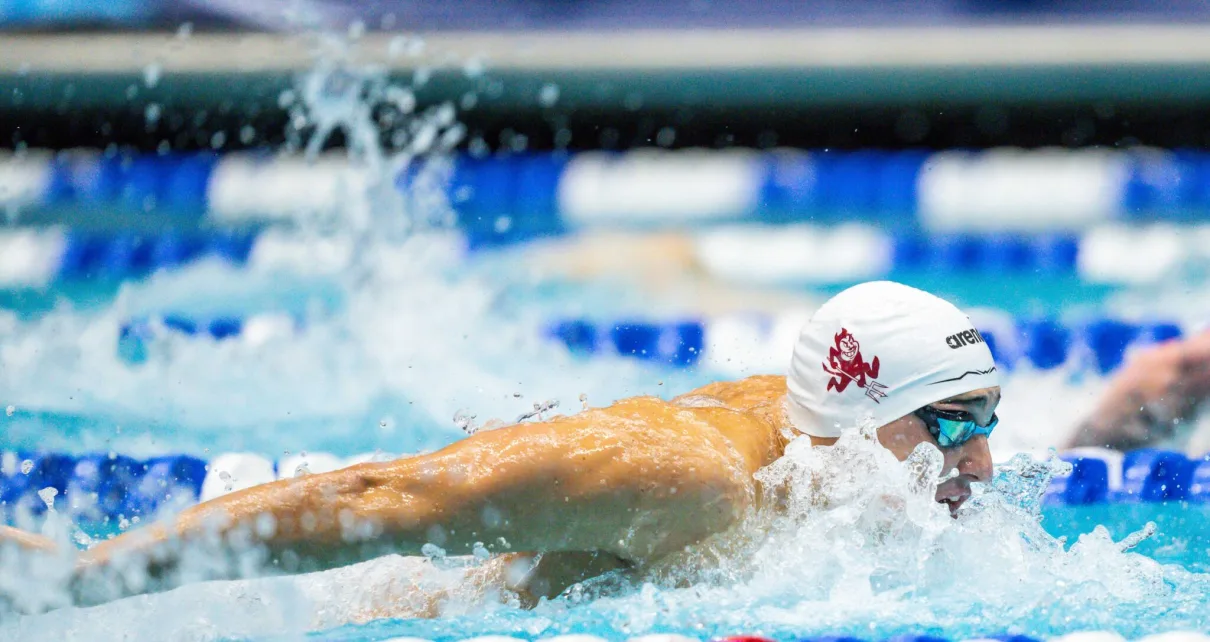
[914,405,998,448]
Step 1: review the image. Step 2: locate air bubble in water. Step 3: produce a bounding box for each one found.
[219,470,234,492]
[538,83,560,107]
[579,393,589,410]
[175,22,193,39]
[20,459,33,474]
[294,463,311,477]
[5,404,14,417]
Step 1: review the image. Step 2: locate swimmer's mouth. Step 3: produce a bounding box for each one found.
[937,490,970,516]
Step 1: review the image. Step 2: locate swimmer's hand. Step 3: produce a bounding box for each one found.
[1068,330,1210,450]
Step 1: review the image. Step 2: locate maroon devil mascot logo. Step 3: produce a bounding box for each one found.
[822,328,888,403]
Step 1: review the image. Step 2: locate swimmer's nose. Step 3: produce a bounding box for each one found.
[954,434,993,483]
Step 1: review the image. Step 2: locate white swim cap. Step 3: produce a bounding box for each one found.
[786,281,1000,438]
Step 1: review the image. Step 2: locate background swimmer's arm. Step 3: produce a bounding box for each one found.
[1068,330,1210,450]
[75,406,748,604]
[0,525,57,553]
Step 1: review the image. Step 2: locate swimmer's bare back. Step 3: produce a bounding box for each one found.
[5,376,792,607]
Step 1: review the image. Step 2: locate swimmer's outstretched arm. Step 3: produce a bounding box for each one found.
[73,404,750,605]
[1067,330,1210,450]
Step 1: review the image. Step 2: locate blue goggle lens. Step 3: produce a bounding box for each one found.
[915,406,998,448]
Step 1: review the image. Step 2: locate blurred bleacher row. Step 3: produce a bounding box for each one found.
[3,147,1210,287]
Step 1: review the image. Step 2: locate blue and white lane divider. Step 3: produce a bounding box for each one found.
[7,224,1210,288]
[7,148,1210,237]
[114,313,1185,376]
[0,448,1207,525]
[0,227,257,287]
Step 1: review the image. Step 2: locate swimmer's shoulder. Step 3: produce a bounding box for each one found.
[673,375,787,411]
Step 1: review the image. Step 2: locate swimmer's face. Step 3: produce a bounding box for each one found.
[876,386,999,517]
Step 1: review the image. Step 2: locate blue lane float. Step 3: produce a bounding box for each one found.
[114,313,1189,375]
[8,148,1210,238]
[0,446,1205,526]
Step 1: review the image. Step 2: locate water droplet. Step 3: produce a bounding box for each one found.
[421,542,446,560]
[145,102,162,125]
[472,541,491,560]
[454,409,478,434]
[143,63,161,88]
[656,126,676,147]
[538,83,560,107]
[219,470,234,492]
[294,463,311,477]
[37,487,58,509]
[463,57,485,79]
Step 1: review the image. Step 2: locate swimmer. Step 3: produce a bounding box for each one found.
[1,281,1205,612]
